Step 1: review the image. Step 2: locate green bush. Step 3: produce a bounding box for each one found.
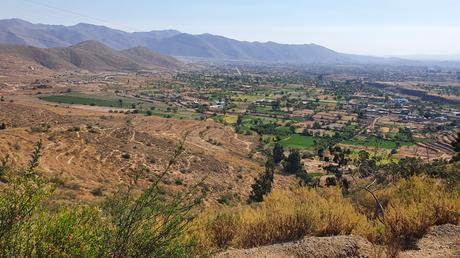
[0,140,202,257]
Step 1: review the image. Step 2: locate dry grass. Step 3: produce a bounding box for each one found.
[193,187,371,250]
[380,177,460,255]
[191,176,460,255]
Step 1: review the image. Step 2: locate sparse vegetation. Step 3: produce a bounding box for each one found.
[0,141,203,257]
[195,175,460,256]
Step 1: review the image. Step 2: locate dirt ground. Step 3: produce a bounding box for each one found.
[216,224,460,258]
[0,96,292,205]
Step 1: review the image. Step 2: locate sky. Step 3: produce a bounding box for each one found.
[2,0,460,56]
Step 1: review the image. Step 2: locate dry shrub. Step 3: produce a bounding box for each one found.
[381,177,460,255]
[208,212,238,248]
[313,188,369,236]
[192,176,460,254]
[236,203,316,247]
[195,187,371,250]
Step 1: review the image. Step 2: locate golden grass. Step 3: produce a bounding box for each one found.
[190,176,460,254]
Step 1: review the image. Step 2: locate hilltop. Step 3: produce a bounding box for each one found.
[0,40,182,71]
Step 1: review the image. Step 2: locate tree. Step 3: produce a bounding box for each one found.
[317,148,325,159]
[452,132,460,152]
[272,143,284,164]
[271,100,281,111]
[450,135,460,164]
[296,169,313,186]
[284,150,302,174]
[236,114,243,126]
[248,160,275,203]
[301,128,311,136]
[312,121,321,129]
[382,157,422,179]
[357,151,378,178]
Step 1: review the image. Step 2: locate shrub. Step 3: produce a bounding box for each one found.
[381,177,460,253]
[208,213,238,248]
[90,186,104,196]
[197,187,370,250]
[0,139,203,257]
[195,176,460,254]
[31,207,103,257]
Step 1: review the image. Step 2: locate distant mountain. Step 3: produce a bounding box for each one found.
[398,54,460,62]
[0,40,182,71]
[0,18,397,64]
[120,46,182,68]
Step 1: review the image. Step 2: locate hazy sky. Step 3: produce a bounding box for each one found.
[2,0,460,56]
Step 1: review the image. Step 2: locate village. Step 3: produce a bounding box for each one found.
[17,67,457,184]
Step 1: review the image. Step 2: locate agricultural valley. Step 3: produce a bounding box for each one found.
[0,18,459,258]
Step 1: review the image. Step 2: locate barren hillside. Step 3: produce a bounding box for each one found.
[0,99,270,205]
[0,40,182,72]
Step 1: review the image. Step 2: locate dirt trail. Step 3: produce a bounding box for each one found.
[233,133,252,152]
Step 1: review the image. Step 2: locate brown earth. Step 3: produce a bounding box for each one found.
[0,40,182,72]
[0,97,296,205]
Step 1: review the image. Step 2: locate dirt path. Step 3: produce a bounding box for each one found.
[233,133,252,152]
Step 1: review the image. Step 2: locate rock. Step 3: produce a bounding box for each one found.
[215,224,460,258]
[215,235,374,258]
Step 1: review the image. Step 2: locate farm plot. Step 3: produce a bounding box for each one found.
[279,134,316,149]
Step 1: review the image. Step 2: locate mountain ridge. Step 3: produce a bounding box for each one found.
[0,18,395,64]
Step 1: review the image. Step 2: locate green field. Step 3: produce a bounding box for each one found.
[341,136,413,149]
[255,106,287,115]
[40,92,199,119]
[343,123,358,132]
[309,172,335,178]
[279,134,315,149]
[223,115,238,124]
[40,93,139,108]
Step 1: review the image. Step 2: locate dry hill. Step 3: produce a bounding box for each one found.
[0,40,182,72]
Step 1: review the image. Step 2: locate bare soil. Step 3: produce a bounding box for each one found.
[216,224,460,258]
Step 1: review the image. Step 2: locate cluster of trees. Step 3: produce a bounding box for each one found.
[248,143,314,203]
[452,132,460,162]
[255,133,460,207]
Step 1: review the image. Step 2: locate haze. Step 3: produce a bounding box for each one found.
[2,0,460,57]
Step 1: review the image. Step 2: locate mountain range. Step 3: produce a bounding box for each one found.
[0,18,396,64]
[0,40,182,71]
